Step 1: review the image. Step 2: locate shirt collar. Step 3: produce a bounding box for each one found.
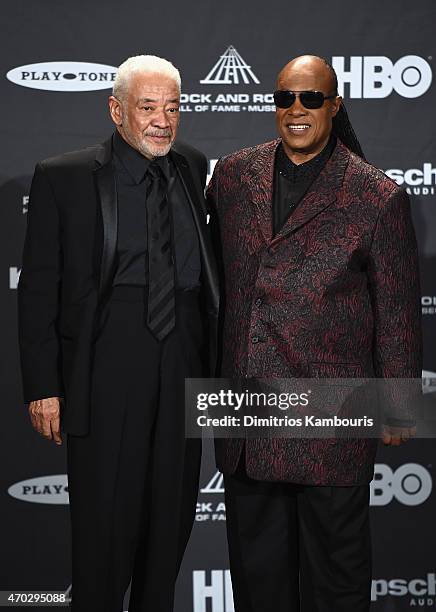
[276,134,336,184]
[112,130,170,184]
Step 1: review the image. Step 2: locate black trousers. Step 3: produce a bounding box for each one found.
[224,452,372,612]
[66,286,203,612]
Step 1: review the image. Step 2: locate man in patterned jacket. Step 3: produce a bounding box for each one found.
[207,55,422,612]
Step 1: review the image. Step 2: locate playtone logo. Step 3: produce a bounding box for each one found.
[372,573,436,606]
[332,55,432,98]
[8,475,69,504]
[6,62,117,91]
[385,163,436,196]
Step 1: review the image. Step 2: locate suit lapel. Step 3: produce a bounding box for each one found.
[245,138,351,245]
[170,147,209,234]
[170,147,219,314]
[274,140,350,242]
[93,138,117,298]
[91,139,219,313]
[171,148,207,217]
[245,140,279,244]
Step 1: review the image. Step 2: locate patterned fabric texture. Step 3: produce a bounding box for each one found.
[207,139,422,485]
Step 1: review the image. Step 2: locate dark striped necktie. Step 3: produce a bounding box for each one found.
[145,161,175,341]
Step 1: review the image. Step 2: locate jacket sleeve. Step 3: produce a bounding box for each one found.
[17,162,63,403]
[206,160,226,374]
[205,158,221,239]
[367,187,422,424]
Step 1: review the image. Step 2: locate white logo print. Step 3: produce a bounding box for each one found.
[8,475,69,504]
[332,55,432,98]
[422,370,436,394]
[201,470,224,494]
[6,62,117,92]
[370,464,432,506]
[200,46,260,85]
[385,162,436,196]
[9,267,20,289]
[372,573,436,602]
[193,570,234,612]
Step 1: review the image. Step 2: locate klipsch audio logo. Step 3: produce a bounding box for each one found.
[6,62,117,91]
[370,464,432,506]
[385,163,436,196]
[332,55,432,98]
[372,573,436,607]
[8,475,69,504]
[200,46,260,85]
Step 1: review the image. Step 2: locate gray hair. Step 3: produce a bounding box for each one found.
[113,55,181,100]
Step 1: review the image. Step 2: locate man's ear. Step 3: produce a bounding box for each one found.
[109,96,123,127]
[332,96,342,117]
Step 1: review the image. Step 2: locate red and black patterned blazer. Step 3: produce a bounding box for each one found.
[207,138,422,485]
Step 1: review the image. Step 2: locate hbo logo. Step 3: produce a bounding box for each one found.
[370,463,432,506]
[332,55,432,98]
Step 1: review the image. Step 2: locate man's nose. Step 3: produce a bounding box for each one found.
[288,96,307,116]
[151,108,170,128]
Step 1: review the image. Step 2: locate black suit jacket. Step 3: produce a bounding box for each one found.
[18,137,219,435]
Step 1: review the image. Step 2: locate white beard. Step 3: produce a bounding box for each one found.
[120,121,173,159]
[136,139,172,158]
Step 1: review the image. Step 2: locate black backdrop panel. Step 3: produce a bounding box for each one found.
[1,1,435,610]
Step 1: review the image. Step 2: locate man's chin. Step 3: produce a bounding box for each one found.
[143,139,172,158]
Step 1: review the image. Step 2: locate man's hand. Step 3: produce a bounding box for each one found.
[28,397,62,445]
[381,424,416,446]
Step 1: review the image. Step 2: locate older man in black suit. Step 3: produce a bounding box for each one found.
[18,54,219,612]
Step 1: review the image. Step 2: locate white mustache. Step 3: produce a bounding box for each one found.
[145,130,171,138]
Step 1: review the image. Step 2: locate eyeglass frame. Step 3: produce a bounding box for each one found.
[273,90,338,110]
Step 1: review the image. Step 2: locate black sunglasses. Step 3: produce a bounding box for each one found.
[273,90,337,109]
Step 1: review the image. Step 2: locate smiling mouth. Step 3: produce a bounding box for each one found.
[287,124,311,133]
[147,134,170,140]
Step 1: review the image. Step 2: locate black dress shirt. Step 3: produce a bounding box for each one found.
[111,130,201,289]
[273,136,336,235]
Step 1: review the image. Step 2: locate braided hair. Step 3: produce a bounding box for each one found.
[321,57,365,160]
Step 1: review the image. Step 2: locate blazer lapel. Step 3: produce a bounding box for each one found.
[244,138,351,245]
[170,147,219,315]
[245,140,279,244]
[171,148,208,217]
[274,140,351,242]
[93,138,117,298]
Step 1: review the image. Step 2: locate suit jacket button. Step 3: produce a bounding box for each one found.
[252,336,259,344]
[255,298,262,307]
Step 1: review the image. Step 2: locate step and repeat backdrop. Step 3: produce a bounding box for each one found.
[1,0,435,610]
